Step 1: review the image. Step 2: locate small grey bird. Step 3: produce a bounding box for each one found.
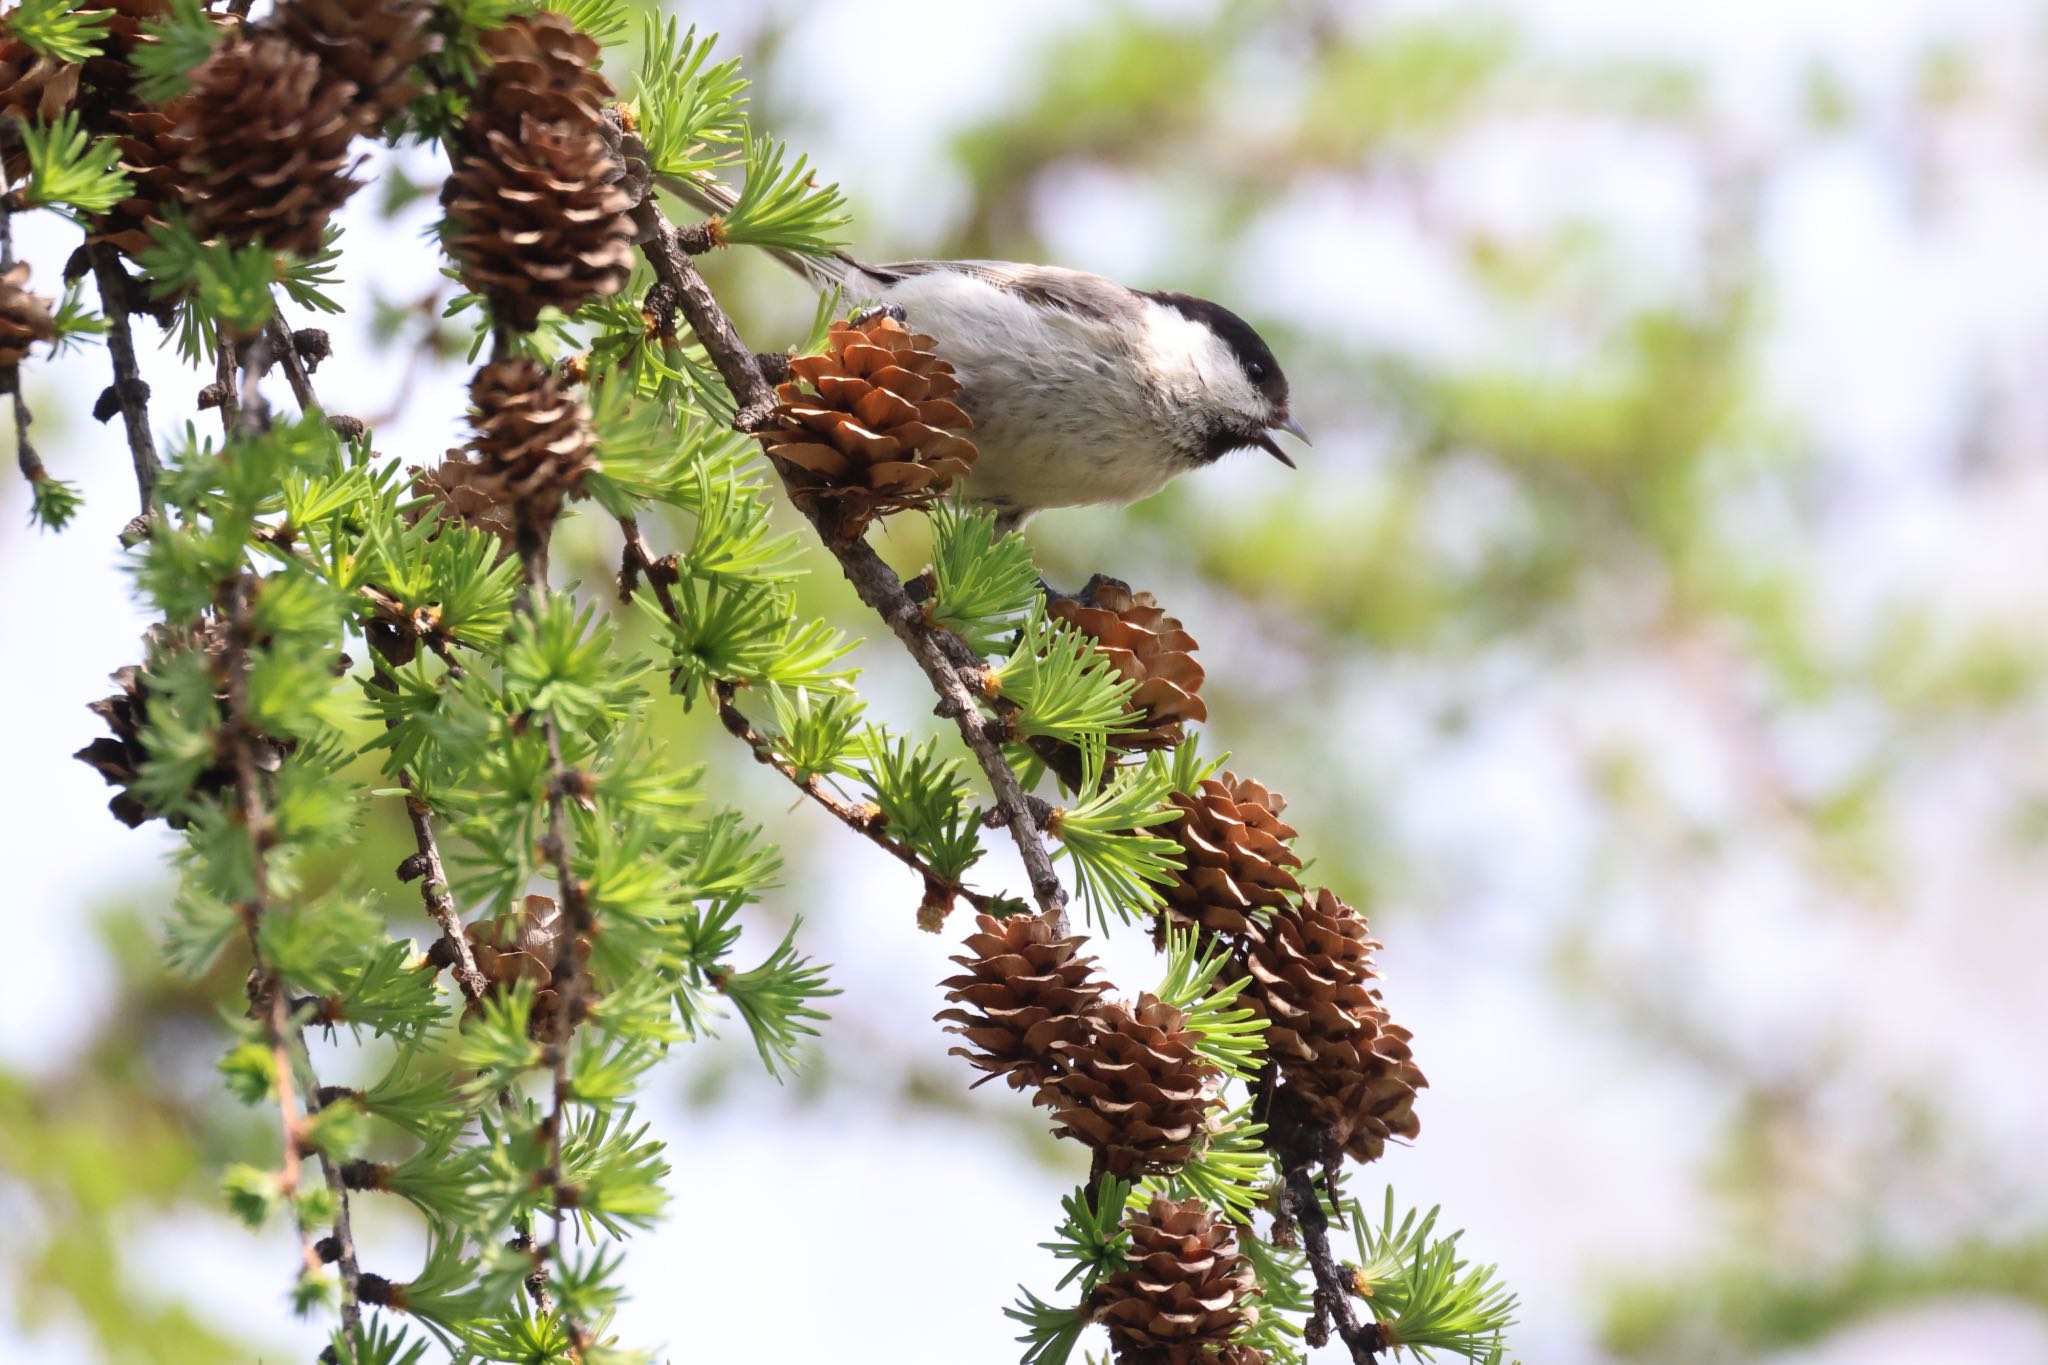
[667,179,1308,532]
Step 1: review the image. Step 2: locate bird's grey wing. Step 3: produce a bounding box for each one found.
[864,260,1140,325]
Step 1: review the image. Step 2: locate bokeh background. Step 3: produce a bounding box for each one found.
[6,0,2048,1360]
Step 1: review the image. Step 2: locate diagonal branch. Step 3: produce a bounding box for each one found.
[632,200,1071,932]
[618,514,1001,921]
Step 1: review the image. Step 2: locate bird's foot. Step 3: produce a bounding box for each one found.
[1042,573,1130,608]
[849,302,908,327]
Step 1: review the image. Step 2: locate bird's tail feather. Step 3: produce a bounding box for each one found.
[657,172,868,297]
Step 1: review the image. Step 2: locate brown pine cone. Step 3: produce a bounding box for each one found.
[0,263,58,370]
[419,358,597,538]
[1158,774,1303,941]
[463,11,615,132]
[1093,1196,1263,1365]
[441,14,633,332]
[69,0,173,128]
[409,460,518,552]
[0,37,81,178]
[276,0,440,127]
[74,623,288,829]
[1248,887,1424,1163]
[1049,576,1207,751]
[56,4,227,259]
[1036,994,1219,1177]
[458,895,592,1041]
[169,30,369,255]
[92,106,201,258]
[935,912,1109,1092]
[755,313,978,539]
[77,1,177,81]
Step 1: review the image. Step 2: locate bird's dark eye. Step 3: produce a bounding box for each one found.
[1245,362,1266,381]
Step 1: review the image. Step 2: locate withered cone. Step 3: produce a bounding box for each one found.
[455,895,592,1041]
[0,263,58,370]
[936,913,1109,1092]
[419,358,597,539]
[1248,887,1424,1163]
[1158,774,1303,941]
[74,623,288,829]
[0,37,80,179]
[1049,576,1207,751]
[441,13,633,332]
[277,0,440,127]
[1093,1196,1265,1365]
[755,313,978,539]
[94,106,201,258]
[1036,994,1219,1177]
[168,30,369,256]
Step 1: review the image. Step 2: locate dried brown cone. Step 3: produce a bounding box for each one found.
[76,0,177,96]
[168,30,369,256]
[92,105,201,258]
[54,4,224,258]
[756,314,978,539]
[463,11,614,132]
[935,912,1110,1092]
[418,358,597,540]
[1050,575,1207,752]
[1247,887,1424,1164]
[0,262,58,370]
[441,14,633,332]
[1157,774,1303,942]
[1092,1196,1265,1365]
[73,623,288,829]
[276,0,440,127]
[457,895,592,1041]
[1036,994,1220,1177]
[0,36,81,178]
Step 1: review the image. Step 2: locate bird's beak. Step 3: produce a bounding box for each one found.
[1252,413,1309,468]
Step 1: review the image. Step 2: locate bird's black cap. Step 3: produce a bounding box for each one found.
[1137,289,1290,412]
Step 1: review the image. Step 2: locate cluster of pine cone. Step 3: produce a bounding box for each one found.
[938,816,1420,1357]
[2,2,436,263]
[1001,582,1424,1159]
[1168,775,1424,1164]
[939,912,1220,1176]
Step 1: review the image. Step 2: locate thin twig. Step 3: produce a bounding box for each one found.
[9,386,40,491]
[404,794,490,1003]
[86,242,161,519]
[212,327,240,435]
[617,514,998,921]
[632,201,1071,932]
[268,317,319,411]
[508,514,587,1336]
